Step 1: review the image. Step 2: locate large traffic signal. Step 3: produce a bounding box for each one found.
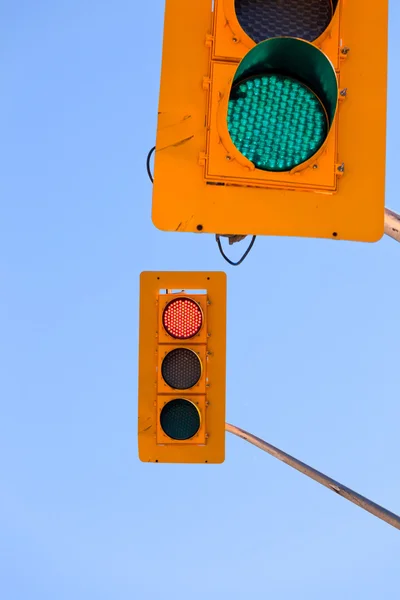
[138,271,226,463]
[152,0,388,242]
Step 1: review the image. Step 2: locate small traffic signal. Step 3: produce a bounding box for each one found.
[138,271,226,463]
[152,0,388,242]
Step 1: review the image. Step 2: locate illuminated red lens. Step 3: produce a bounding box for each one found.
[162,298,203,339]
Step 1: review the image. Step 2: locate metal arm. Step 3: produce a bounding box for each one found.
[385,207,400,243]
[226,423,400,531]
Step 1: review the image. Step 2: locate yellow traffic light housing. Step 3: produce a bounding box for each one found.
[138,271,227,464]
[152,0,388,242]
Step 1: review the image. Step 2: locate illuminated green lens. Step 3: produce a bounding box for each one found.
[227,74,328,172]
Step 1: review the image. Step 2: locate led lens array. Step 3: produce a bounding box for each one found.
[162,297,203,339]
[161,348,202,390]
[160,399,201,440]
[227,74,328,172]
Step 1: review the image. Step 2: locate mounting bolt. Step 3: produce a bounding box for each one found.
[337,163,345,173]
[340,88,348,97]
[341,46,350,55]
[226,155,231,161]
[312,164,318,169]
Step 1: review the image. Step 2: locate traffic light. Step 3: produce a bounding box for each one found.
[151,0,388,242]
[138,271,226,463]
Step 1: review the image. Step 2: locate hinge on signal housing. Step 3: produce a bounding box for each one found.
[199,151,207,166]
[205,34,214,48]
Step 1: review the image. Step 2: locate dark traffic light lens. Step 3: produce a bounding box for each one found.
[160,399,201,440]
[228,74,327,172]
[162,348,202,390]
[162,297,203,339]
[235,0,334,43]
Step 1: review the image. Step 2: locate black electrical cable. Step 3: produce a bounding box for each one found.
[215,234,256,266]
[146,146,155,183]
[146,145,256,266]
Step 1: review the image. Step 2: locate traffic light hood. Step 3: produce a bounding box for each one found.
[232,37,338,126]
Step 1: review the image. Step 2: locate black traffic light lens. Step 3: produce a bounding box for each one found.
[162,297,203,339]
[160,399,201,440]
[162,348,202,390]
[235,0,334,44]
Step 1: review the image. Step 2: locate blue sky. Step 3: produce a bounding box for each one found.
[1,2,399,599]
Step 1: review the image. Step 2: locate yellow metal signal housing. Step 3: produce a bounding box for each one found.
[138,271,227,464]
[151,0,388,242]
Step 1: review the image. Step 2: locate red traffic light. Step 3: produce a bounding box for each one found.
[162,297,203,339]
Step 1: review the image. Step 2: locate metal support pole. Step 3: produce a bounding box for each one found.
[384,207,400,243]
[226,423,400,531]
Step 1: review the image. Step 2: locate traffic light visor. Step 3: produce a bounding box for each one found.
[227,37,338,172]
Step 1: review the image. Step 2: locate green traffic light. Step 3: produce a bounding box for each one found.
[227,37,338,173]
[228,74,327,172]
